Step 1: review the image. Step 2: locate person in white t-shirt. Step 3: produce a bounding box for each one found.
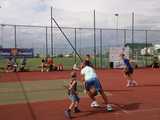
[80,60,112,112]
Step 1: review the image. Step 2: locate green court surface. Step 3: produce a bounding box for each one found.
[0,79,111,105]
[0,79,84,105]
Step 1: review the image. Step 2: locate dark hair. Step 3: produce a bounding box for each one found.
[86,54,90,58]
[70,71,76,78]
[84,60,91,66]
[42,59,45,63]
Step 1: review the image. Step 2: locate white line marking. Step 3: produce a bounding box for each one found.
[124,107,160,114]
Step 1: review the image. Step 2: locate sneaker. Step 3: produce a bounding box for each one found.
[106,104,113,112]
[64,110,71,119]
[131,80,138,86]
[126,81,132,87]
[74,108,81,113]
[126,83,131,87]
[90,101,100,108]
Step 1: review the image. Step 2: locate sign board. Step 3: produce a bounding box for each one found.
[0,48,34,58]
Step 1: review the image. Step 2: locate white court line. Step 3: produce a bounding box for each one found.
[118,107,160,114]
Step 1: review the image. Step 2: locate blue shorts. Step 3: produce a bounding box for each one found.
[68,94,80,102]
[85,78,102,92]
[125,68,134,75]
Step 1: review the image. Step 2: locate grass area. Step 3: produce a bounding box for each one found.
[0,55,153,72]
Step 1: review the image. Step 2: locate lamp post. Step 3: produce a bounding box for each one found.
[114,13,119,42]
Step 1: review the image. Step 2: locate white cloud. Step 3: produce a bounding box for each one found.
[0,0,160,29]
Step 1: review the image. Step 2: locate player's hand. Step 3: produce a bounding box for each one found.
[63,85,69,89]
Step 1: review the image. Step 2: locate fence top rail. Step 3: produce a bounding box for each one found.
[1,23,160,32]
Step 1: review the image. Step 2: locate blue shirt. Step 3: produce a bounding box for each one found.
[123,58,133,70]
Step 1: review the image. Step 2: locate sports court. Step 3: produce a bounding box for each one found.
[0,68,160,120]
[1,1,160,120]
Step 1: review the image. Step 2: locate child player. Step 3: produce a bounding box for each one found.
[64,71,81,119]
[120,54,138,87]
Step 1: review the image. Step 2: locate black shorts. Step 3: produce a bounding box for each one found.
[7,65,12,68]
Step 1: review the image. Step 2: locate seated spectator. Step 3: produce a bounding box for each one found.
[47,57,54,71]
[19,57,27,72]
[6,57,17,72]
[41,57,48,72]
[57,64,64,71]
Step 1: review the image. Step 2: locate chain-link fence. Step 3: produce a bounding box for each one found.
[0,24,160,70]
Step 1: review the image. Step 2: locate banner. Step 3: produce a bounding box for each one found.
[0,48,34,58]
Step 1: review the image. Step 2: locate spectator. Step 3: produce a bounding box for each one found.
[152,56,159,68]
[6,57,17,72]
[47,57,54,71]
[41,57,48,72]
[19,57,27,72]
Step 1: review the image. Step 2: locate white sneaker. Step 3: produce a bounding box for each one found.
[126,82,131,87]
[90,101,100,108]
[106,104,113,112]
[132,80,138,85]
[131,80,138,86]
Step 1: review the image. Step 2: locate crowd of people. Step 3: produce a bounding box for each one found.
[4,54,160,73]
[4,56,64,72]
[5,57,27,72]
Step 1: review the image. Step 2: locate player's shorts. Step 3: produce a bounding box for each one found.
[125,68,134,75]
[68,94,80,102]
[7,64,12,68]
[85,78,102,92]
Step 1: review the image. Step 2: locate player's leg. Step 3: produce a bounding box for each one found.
[94,79,113,111]
[127,69,137,87]
[74,100,81,113]
[124,70,132,87]
[85,80,99,107]
[129,73,138,86]
[65,95,76,119]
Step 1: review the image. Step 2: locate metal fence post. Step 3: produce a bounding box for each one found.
[131,12,135,59]
[145,30,148,67]
[45,26,48,57]
[93,10,97,68]
[100,29,103,68]
[124,29,126,46]
[14,25,17,62]
[74,28,77,63]
[51,6,53,59]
